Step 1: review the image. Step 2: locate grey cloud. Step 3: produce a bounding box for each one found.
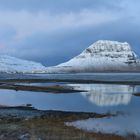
[0,26,16,41]
[0,0,122,13]
[0,0,140,66]
[7,15,140,66]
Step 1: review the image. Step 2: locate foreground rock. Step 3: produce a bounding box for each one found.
[0,106,132,140]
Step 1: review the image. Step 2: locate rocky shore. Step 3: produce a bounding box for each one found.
[0,106,138,140]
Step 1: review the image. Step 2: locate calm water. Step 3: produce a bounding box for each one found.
[0,73,140,136]
[32,73,140,82]
[2,73,140,82]
[0,83,139,112]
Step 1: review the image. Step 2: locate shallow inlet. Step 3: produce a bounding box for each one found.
[0,73,140,137]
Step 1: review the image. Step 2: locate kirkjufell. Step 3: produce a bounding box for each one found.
[46,40,140,73]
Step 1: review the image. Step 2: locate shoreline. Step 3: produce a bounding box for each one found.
[1,78,140,85]
[0,106,134,140]
[0,83,84,93]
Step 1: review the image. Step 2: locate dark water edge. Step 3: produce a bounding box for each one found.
[1,73,140,86]
[1,72,140,81]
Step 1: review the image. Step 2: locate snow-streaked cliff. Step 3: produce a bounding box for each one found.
[0,55,46,73]
[47,40,140,73]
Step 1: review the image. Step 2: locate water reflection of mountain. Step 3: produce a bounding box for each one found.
[68,84,137,106]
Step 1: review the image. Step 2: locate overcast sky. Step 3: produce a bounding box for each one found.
[0,0,140,66]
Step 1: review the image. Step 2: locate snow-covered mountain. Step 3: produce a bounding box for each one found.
[0,55,46,73]
[47,40,140,73]
[1,40,140,73]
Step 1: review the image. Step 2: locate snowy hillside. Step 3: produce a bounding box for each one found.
[0,55,46,73]
[47,40,140,73]
[1,40,140,73]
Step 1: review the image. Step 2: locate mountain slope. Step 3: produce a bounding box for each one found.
[0,55,46,73]
[47,40,140,73]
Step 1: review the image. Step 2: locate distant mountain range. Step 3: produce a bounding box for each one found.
[0,55,45,73]
[0,40,140,73]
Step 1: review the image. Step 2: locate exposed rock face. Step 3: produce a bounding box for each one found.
[47,40,140,73]
[0,55,46,73]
